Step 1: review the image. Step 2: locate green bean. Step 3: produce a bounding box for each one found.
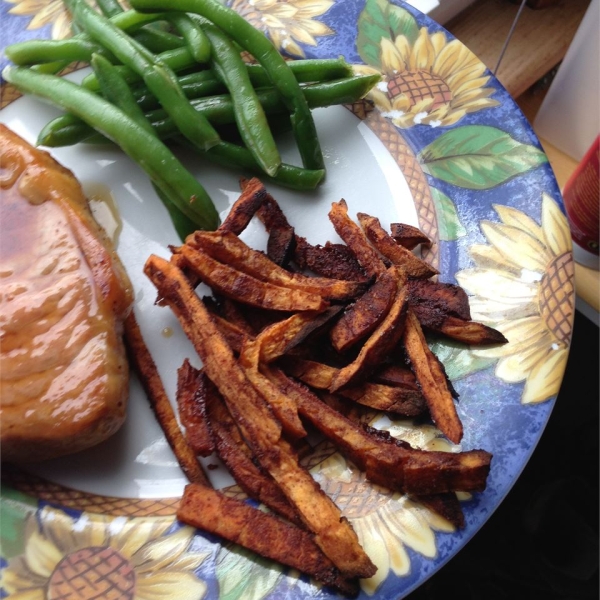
[167,12,210,63]
[132,27,186,53]
[246,58,353,86]
[38,74,380,147]
[65,0,219,151]
[195,15,280,176]
[6,38,117,66]
[91,52,198,240]
[123,58,354,111]
[130,0,324,170]
[91,53,155,136]
[81,46,194,90]
[28,9,168,75]
[194,139,326,190]
[2,66,219,230]
[96,0,124,18]
[133,69,222,110]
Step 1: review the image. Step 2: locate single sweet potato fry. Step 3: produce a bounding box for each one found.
[218,177,267,235]
[390,223,432,250]
[372,363,419,390]
[179,245,328,312]
[357,213,438,279]
[178,484,360,597]
[123,312,209,486]
[330,269,409,392]
[255,306,342,364]
[403,309,463,444]
[422,314,508,345]
[330,267,398,353]
[329,200,387,278]
[407,279,471,321]
[176,361,215,457]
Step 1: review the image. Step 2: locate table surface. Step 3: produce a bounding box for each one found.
[406,309,599,599]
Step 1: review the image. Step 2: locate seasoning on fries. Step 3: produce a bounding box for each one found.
[129,179,509,595]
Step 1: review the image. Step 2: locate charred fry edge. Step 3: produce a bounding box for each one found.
[357,212,438,279]
[329,199,387,278]
[218,177,267,235]
[329,267,398,353]
[403,309,463,444]
[175,360,215,457]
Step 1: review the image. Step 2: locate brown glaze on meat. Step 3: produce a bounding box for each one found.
[0,125,133,462]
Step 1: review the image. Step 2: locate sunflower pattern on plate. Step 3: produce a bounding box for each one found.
[0,0,575,599]
[0,503,210,600]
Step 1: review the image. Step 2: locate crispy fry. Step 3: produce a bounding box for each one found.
[280,357,426,417]
[266,223,296,267]
[123,312,209,486]
[188,230,367,301]
[239,337,307,441]
[329,200,387,278]
[357,213,438,279]
[203,379,303,526]
[144,255,376,579]
[254,192,364,279]
[372,363,419,390]
[210,313,250,353]
[179,244,328,312]
[295,239,369,281]
[175,360,214,457]
[178,484,359,597]
[330,267,398,353]
[403,309,463,444]
[255,306,343,363]
[268,369,491,495]
[416,493,465,530]
[421,314,508,345]
[407,279,471,320]
[330,269,409,392]
[390,223,432,250]
[218,177,267,235]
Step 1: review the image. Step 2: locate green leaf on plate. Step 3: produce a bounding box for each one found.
[357,0,419,69]
[0,484,38,558]
[216,544,284,600]
[419,125,548,190]
[430,186,466,241]
[429,339,497,380]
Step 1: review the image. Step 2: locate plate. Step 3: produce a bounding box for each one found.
[0,1,575,599]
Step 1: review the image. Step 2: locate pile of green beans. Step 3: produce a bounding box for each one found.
[2,0,380,237]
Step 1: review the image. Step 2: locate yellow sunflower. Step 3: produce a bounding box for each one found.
[455,193,575,404]
[229,0,334,57]
[355,27,499,128]
[5,0,73,39]
[1,506,209,600]
[310,420,457,595]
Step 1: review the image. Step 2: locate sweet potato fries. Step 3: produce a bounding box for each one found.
[131,178,508,595]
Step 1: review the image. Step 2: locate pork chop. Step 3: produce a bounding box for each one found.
[0,124,133,462]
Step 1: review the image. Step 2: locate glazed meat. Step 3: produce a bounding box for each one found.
[0,124,133,462]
